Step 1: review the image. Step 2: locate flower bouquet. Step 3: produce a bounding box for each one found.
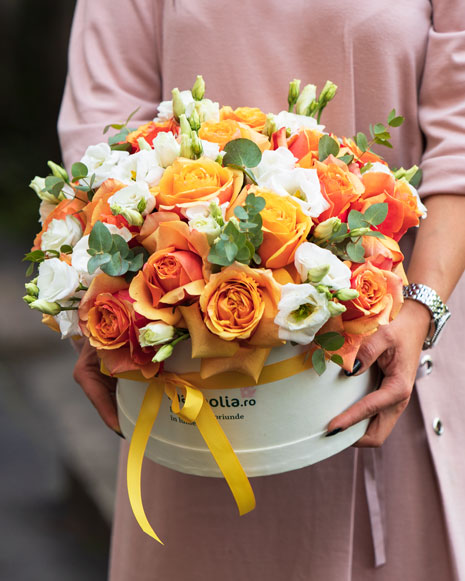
[24,76,426,542]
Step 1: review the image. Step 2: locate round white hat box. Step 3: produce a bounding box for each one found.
[117,342,378,478]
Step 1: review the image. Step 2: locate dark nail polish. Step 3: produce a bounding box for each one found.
[114,429,125,439]
[344,358,362,377]
[325,427,343,437]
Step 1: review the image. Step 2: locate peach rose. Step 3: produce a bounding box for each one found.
[220,106,267,131]
[313,158,364,223]
[82,179,129,235]
[79,274,158,377]
[340,137,387,167]
[289,129,323,167]
[152,157,242,212]
[342,262,403,335]
[228,186,313,269]
[351,172,421,241]
[129,245,205,323]
[198,119,270,152]
[199,262,282,345]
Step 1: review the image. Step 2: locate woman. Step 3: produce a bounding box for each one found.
[59,1,465,578]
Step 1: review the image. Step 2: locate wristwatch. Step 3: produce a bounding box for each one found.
[402,283,451,349]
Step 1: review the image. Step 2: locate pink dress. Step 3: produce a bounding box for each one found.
[59,1,465,578]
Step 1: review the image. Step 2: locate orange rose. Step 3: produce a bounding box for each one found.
[79,274,158,377]
[199,262,281,345]
[199,119,270,152]
[289,129,323,167]
[313,158,364,222]
[362,235,404,271]
[82,179,129,235]
[129,245,205,323]
[126,119,178,152]
[342,262,403,335]
[351,172,421,241]
[228,187,313,269]
[220,106,267,131]
[152,157,242,212]
[341,137,387,167]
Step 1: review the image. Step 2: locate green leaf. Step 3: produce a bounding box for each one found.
[127,252,144,272]
[347,210,367,231]
[387,109,404,127]
[71,162,88,181]
[360,162,373,174]
[44,176,65,198]
[88,253,111,274]
[224,241,238,262]
[108,127,131,146]
[314,331,345,351]
[23,250,46,263]
[101,252,129,276]
[234,206,248,220]
[111,234,130,258]
[60,244,73,254]
[246,193,266,213]
[318,135,340,161]
[330,354,344,366]
[409,168,423,188]
[363,231,385,239]
[89,221,113,253]
[355,132,368,152]
[312,349,327,375]
[363,203,388,226]
[338,154,354,165]
[223,138,262,169]
[235,245,252,262]
[207,251,232,266]
[26,263,35,277]
[110,142,133,152]
[346,240,366,263]
[373,123,387,136]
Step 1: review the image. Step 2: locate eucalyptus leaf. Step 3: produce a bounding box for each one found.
[110,142,133,152]
[363,231,385,239]
[409,168,423,188]
[314,332,345,351]
[338,154,354,165]
[101,252,129,276]
[346,241,366,263]
[89,221,113,253]
[355,132,368,152]
[60,244,73,254]
[44,176,65,198]
[207,251,232,266]
[312,348,327,375]
[347,210,367,231]
[363,203,388,226]
[234,206,248,220]
[236,245,252,262]
[224,241,238,262]
[71,162,88,181]
[111,234,130,258]
[223,138,262,169]
[128,252,144,272]
[88,253,111,274]
[318,135,340,161]
[330,354,344,366]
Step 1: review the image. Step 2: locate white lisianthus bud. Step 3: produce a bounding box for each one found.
[108,182,155,216]
[288,79,301,111]
[313,217,342,240]
[139,322,176,347]
[295,84,317,115]
[335,288,359,301]
[189,108,201,132]
[200,139,222,161]
[295,242,351,290]
[185,99,220,123]
[37,258,80,302]
[47,161,69,182]
[152,344,174,363]
[349,227,371,237]
[29,299,62,316]
[180,133,194,159]
[152,132,181,167]
[30,176,59,204]
[307,264,331,283]
[25,282,39,296]
[191,132,204,157]
[111,205,144,226]
[274,283,331,344]
[137,137,152,151]
[188,213,222,244]
[41,215,83,253]
[318,81,338,106]
[328,301,347,316]
[56,310,83,339]
[156,90,194,122]
[192,75,206,101]
[172,88,186,120]
[23,295,36,305]
[263,114,278,138]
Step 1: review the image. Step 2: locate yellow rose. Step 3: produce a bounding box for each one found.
[199,119,270,152]
[220,106,267,131]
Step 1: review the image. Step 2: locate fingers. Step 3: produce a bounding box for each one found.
[73,341,121,434]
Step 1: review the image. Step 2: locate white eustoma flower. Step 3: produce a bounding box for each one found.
[185,203,224,244]
[139,322,175,347]
[114,148,164,186]
[294,242,352,290]
[41,215,83,252]
[274,283,331,344]
[185,99,220,123]
[363,161,393,176]
[273,111,325,136]
[79,143,129,187]
[108,182,156,216]
[56,310,83,339]
[155,90,194,121]
[71,224,132,285]
[37,258,80,302]
[200,139,223,161]
[257,167,328,218]
[254,148,298,180]
[152,132,181,167]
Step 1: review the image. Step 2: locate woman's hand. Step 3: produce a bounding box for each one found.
[73,339,121,434]
[326,299,431,447]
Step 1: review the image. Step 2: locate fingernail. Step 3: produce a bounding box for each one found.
[325,427,344,437]
[344,358,362,377]
[114,429,125,439]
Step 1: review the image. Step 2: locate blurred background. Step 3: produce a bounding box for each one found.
[0,1,119,578]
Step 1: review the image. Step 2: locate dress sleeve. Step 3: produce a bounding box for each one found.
[418,0,465,198]
[57,0,163,169]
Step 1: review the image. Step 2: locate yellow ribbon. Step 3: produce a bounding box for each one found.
[114,350,314,544]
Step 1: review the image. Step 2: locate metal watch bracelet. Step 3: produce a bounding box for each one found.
[402,283,451,349]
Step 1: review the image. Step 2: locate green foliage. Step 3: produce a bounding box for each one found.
[318,135,340,161]
[311,348,326,375]
[314,332,345,352]
[353,109,404,158]
[103,107,140,135]
[87,221,148,277]
[222,139,262,184]
[44,176,65,198]
[208,193,265,267]
[71,162,88,181]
